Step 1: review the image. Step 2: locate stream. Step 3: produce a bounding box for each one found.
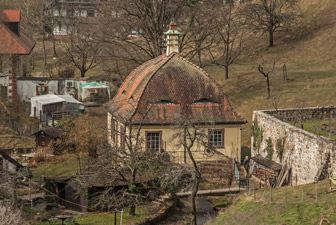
[161,197,217,225]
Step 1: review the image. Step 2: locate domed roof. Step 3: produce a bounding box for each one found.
[105,52,246,125]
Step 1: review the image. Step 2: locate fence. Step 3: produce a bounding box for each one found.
[245,179,334,205]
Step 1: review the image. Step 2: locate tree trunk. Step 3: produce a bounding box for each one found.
[129,170,137,216]
[266,75,271,99]
[52,35,57,56]
[81,70,85,78]
[269,30,274,47]
[283,63,287,82]
[225,65,229,80]
[184,128,187,164]
[42,35,47,65]
[129,203,135,216]
[191,176,200,225]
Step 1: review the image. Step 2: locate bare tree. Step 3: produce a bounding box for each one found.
[180,1,216,67]
[0,170,23,225]
[283,62,288,82]
[96,0,200,79]
[61,20,101,77]
[258,60,275,99]
[171,117,216,225]
[209,1,245,79]
[0,201,23,225]
[243,0,299,47]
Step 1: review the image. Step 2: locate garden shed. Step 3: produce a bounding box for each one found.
[250,155,282,187]
[30,94,83,120]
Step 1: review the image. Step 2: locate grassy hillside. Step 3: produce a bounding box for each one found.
[28,0,336,149]
[210,180,336,225]
[205,0,336,147]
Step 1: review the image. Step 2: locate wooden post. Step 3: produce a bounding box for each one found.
[270,186,273,202]
[315,182,318,203]
[253,182,256,201]
[285,186,287,204]
[301,189,304,203]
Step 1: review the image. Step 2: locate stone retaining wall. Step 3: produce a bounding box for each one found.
[251,107,336,185]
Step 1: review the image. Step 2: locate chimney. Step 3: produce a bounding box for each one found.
[164,20,181,56]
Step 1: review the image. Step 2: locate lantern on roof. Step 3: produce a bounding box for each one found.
[164,20,181,56]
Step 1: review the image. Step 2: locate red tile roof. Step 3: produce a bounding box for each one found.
[105,52,246,125]
[0,10,20,22]
[0,23,35,54]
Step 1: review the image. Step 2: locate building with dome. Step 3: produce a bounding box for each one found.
[104,23,246,163]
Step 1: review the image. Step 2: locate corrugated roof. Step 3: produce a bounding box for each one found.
[0,10,20,22]
[31,94,82,105]
[105,52,246,125]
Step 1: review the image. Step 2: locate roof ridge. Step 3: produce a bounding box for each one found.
[109,54,166,104]
[129,53,176,121]
[175,53,227,99]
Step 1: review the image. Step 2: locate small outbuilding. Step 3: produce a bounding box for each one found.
[33,127,63,149]
[250,155,282,187]
[30,94,83,122]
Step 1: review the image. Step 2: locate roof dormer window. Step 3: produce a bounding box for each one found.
[153,100,177,105]
[192,98,216,104]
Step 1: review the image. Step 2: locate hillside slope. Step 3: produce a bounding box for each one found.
[206,0,336,147]
[210,180,336,225]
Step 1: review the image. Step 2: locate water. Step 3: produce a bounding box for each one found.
[178,197,217,225]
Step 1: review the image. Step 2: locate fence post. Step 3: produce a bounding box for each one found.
[270,186,273,202]
[285,186,287,204]
[114,209,117,225]
[301,189,304,203]
[315,182,318,203]
[253,182,256,201]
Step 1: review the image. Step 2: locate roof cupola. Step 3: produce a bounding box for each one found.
[164,20,181,56]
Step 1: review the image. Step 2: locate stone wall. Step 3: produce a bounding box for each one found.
[264,106,336,122]
[251,108,336,185]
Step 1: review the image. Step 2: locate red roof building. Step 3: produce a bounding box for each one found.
[104,23,246,163]
[0,10,35,55]
[0,9,36,102]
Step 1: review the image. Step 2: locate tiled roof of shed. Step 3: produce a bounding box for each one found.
[105,52,246,125]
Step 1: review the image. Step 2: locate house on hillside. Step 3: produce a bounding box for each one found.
[0,9,35,102]
[45,0,100,38]
[104,22,247,164]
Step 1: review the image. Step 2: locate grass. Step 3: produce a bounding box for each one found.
[207,196,233,209]
[34,206,153,225]
[210,180,336,225]
[31,154,79,180]
[288,119,336,140]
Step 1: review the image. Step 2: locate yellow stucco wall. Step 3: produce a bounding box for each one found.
[107,113,242,163]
